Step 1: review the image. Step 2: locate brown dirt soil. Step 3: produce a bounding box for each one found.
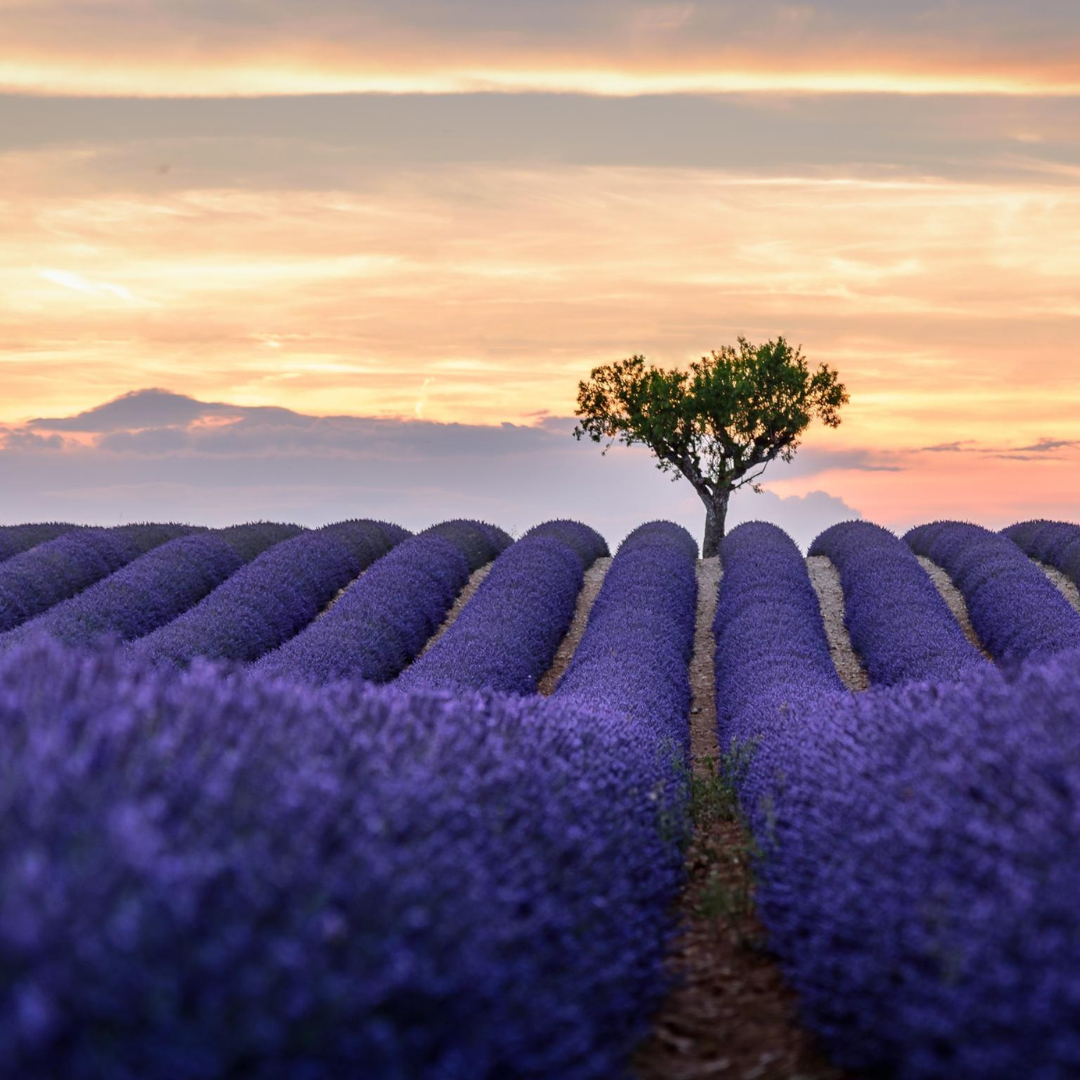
[538,557,611,694]
[805,556,868,692]
[634,558,842,1080]
[1037,560,1080,614]
[412,563,492,659]
[914,555,989,655]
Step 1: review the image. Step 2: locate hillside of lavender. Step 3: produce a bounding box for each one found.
[2,515,1080,1078]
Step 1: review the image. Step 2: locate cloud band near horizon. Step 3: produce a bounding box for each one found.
[2,0,1080,97]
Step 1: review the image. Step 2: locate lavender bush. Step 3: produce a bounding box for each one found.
[130,520,407,667]
[747,653,1080,1078]
[258,526,489,685]
[523,519,610,568]
[1,525,296,651]
[1003,519,1080,589]
[717,520,1080,1076]
[214,521,305,561]
[810,521,986,685]
[396,522,606,695]
[906,520,1080,663]
[714,521,843,755]
[553,520,696,754]
[0,524,193,633]
[0,639,687,1079]
[422,519,513,571]
[0,523,77,564]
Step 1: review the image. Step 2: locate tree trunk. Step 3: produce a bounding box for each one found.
[701,489,730,559]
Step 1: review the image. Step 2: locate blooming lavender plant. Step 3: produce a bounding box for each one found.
[716,520,1080,1076]
[0,638,687,1079]
[422,518,513,570]
[214,520,305,560]
[1,525,298,651]
[810,520,986,685]
[0,524,193,633]
[258,528,481,686]
[523,518,610,568]
[130,520,407,667]
[906,520,1080,663]
[396,521,606,695]
[0,523,77,564]
[1002,518,1080,589]
[554,521,696,755]
[747,653,1080,1078]
[714,521,844,756]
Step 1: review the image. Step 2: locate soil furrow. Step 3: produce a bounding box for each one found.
[1036,561,1080,615]
[805,555,869,692]
[635,558,839,1080]
[537,557,611,694]
[412,563,492,660]
[915,555,990,656]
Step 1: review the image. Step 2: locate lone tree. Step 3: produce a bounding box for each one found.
[574,337,848,557]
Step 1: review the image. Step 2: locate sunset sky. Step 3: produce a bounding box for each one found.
[2,0,1079,542]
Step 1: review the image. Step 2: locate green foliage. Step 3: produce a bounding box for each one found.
[573,336,848,500]
[692,742,764,945]
[691,739,758,828]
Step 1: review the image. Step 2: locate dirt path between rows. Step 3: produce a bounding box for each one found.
[914,555,988,655]
[806,556,868,692]
[411,563,492,660]
[634,558,841,1080]
[537,557,611,694]
[1037,561,1080,615]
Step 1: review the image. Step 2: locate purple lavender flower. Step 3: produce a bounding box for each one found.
[0,523,77,564]
[811,520,986,685]
[2,524,299,651]
[906,520,1080,663]
[0,637,686,1078]
[129,520,407,667]
[258,523,501,686]
[0,524,193,632]
[1003,518,1080,589]
[554,520,696,754]
[396,521,606,695]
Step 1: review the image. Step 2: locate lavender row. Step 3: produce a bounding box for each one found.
[714,521,843,756]
[130,520,408,667]
[553,520,697,754]
[906,520,1080,664]
[0,523,76,564]
[753,651,1080,1076]
[422,518,513,571]
[1,524,299,652]
[522,518,610,570]
[0,639,687,1078]
[810,521,986,685]
[395,521,607,696]
[1003,518,1080,588]
[0,524,193,633]
[258,521,509,686]
[717,522,1080,1075]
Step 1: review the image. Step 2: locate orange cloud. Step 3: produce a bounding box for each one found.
[2,157,1079,445]
[3,57,1080,98]
[2,0,1080,98]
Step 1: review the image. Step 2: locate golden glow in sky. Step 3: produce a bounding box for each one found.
[1,0,1079,527]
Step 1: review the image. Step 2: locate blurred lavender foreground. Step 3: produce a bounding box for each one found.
[0,621,687,1075]
[718,522,1080,1078]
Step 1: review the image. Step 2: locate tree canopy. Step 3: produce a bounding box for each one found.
[573,337,848,555]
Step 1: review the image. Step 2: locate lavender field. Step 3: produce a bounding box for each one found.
[2,516,1080,1078]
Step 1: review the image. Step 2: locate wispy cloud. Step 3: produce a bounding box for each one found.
[37,269,144,304]
[916,436,1080,458]
[2,1,1079,96]
[919,439,979,452]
